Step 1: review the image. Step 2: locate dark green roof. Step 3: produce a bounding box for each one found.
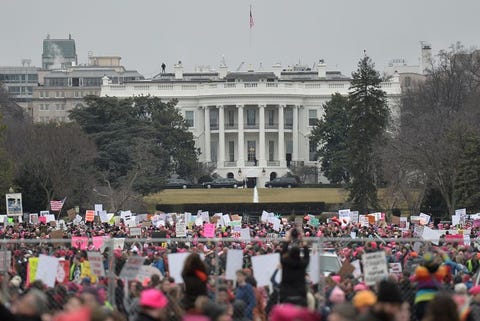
[42,39,76,58]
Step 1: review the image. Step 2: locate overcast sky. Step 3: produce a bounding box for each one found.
[2,0,480,78]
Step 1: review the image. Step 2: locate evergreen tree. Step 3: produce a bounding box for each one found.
[310,93,350,184]
[454,134,480,211]
[347,55,389,213]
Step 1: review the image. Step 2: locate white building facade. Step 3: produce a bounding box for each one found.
[101,63,401,187]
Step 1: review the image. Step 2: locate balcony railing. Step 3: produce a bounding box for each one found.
[284,123,293,129]
[244,123,259,129]
[210,124,219,130]
[103,81,400,98]
[265,123,278,129]
[267,160,280,166]
[244,161,257,167]
[225,123,237,129]
[223,161,237,167]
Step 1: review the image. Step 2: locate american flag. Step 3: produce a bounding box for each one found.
[249,5,254,29]
[50,197,66,212]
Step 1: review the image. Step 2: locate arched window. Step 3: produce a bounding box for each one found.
[270,172,277,181]
[227,172,234,178]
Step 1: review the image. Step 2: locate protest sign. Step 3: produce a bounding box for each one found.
[421,226,442,245]
[113,238,125,250]
[419,213,431,225]
[85,210,94,222]
[36,254,59,288]
[338,260,355,279]
[137,265,163,283]
[362,251,388,286]
[92,236,105,250]
[29,213,39,224]
[71,236,88,250]
[225,249,244,280]
[413,225,424,237]
[272,217,281,231]
[176,222,187,237]
[130,227,142,237]
[350,211,359,224]
[67,208,77,220]
[94,204,103,216]
[203,223,216,238]
[99,211,109,223]
[359,215,369,227]
[389,262,403,274]
[338,209,351,225]
[0,251,11,272]
[251,253,280,287]
[351,260,362,278]
[50,230,64,239]
[240,228,251,241]
[56,259,70,284]
[119,256,146,280]
[399,217,407,229]
[88,252,105,277]
[167,252,190,284]
[27,257,38,286]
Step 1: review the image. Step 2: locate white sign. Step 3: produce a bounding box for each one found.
[175,222,187,237]
[452,215,460,226]
[40,210,50,217]
[350,211,359,224]
[167,252,190,284]
[464,234,471,246]
[251,253,280,287]
[119,256,146,280]
[272,217,281,231]
[359,215,369,227]
[113,238,125,250]
[351,260,362,278]
[87,252,105,277]
[94,204,103,216]
[73,215,83,225]
[201,211,210,222]
[36,254,59,288]
[137,265,163,283]
[421,226,442,245]
[6,193,23,216]
[222,214,231,226]
[388,262,402,274]
[419,213,431,225]
[362,251,388,286]
[0,251,11,272]
[414,225,425,237]
[99,211,109,223]
[130,227,142,237]
[240,228,251,241]
[338,209,351,225]
[225,249,244,280]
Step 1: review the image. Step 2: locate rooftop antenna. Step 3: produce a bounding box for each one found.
[221,55,227,67]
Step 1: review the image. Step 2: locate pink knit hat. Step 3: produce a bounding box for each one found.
[329,286,346,304]
[140,289,168,309]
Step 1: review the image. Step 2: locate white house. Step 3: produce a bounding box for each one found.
[101,61,401,187]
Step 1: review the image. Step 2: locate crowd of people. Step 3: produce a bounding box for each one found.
[0,211,479,321]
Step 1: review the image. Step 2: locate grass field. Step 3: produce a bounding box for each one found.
[145,188,349,206]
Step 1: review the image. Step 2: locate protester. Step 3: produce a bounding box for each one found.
[235,269,256,320]
[135,289,168,321]
[181,253,209,312]
[421,293,460,321]
[357,280,404,321]
[0,288,47,321]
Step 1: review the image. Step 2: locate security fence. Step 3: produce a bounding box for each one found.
[0,236,462,321]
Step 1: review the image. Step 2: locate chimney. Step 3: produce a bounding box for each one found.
[317,59,326,78]
[272,63,282,78]
[421,42,432,74]
[174,61,184,79]
[218,64,228,78]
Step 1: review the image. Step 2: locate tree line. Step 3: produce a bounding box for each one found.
[0,92,199,213]
[311,45,480,217]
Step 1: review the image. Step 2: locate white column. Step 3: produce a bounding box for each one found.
[204,106,211,162]
[218,105,225,166]
[292,105,299,161]
[237,105,245,167]
[259,104,266,167]
[278,105,286,167]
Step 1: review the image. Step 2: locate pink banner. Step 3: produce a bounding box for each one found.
[474,220,480,228]
[92,236,105,250]
[71,236,89,250]
[203,223,216,238]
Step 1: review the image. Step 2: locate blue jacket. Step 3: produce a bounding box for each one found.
[235,283,256,320]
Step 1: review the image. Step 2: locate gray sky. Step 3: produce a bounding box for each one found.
[2,0,480,78]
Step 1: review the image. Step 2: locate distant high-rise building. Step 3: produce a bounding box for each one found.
[42,34,78,70]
